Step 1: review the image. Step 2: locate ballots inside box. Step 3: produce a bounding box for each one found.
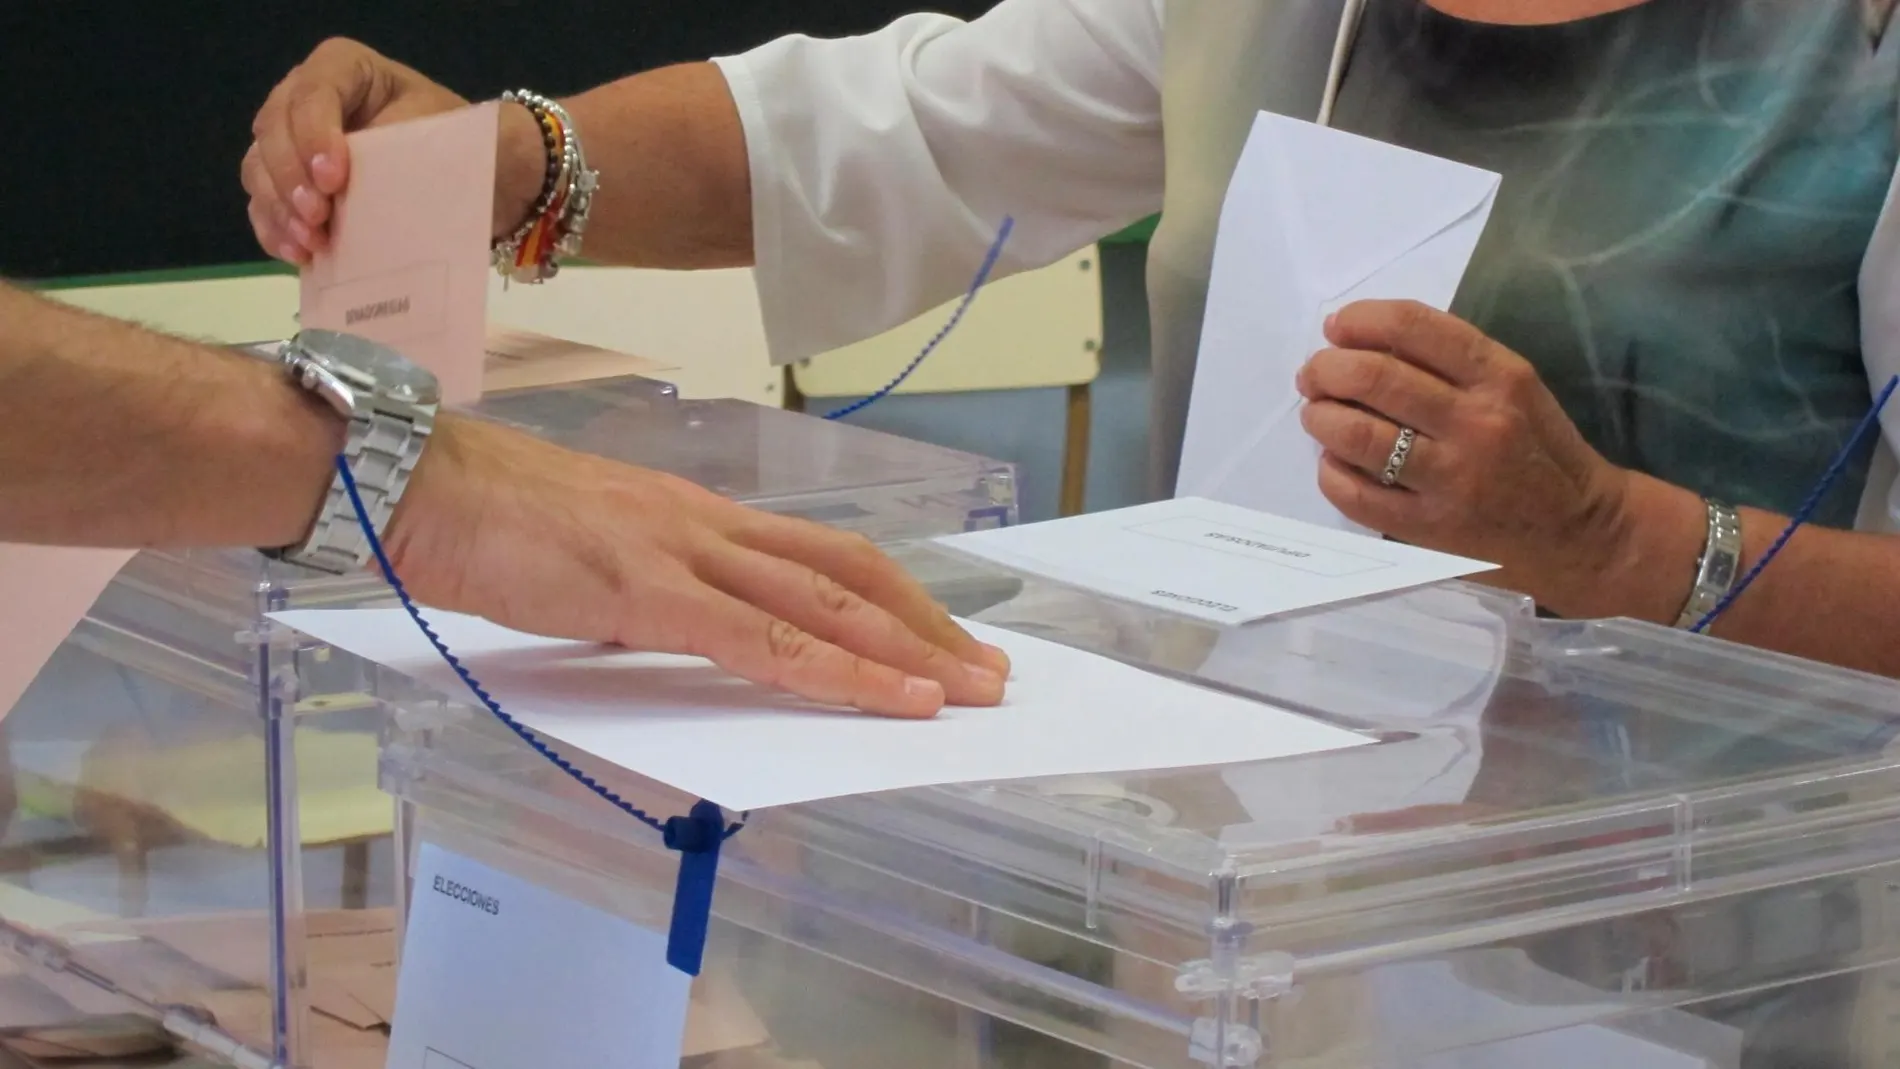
[0,1013,174,1062]
[72,908,777,1058]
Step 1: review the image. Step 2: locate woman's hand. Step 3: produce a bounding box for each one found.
[243,39,467,264]
[1296,300,1657,616]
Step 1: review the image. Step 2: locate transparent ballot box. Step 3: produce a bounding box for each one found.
[374,544,1900,1069]
[0,375,1015,1068]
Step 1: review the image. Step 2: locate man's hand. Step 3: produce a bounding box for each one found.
[243,38,466,264]
[388,417,1012,719]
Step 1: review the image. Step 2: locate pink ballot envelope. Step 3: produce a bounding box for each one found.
[0,545,135,720]
[300,103,499,405]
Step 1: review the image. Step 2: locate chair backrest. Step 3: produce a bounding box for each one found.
[791,246,1105,399]
[488,267,781,405]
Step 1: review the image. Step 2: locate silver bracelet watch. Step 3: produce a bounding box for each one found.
[1673,498,1743,630]
[264,330,440,575]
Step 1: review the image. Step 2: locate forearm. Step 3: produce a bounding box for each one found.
[493,63,753,269]
[0,283,339,549]
[1556,472,1900,677]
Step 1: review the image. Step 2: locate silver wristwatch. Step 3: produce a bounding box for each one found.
[266,330,440,575]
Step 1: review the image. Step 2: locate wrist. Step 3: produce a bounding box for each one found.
[494,100,548,240]
[240,353,349,548]
[382,414,483,588]
[1553,470,1707,623]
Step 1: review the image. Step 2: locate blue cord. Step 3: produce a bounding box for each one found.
[1690,373,1898,634]
[335,457,739,975]
[822,217,1016,421]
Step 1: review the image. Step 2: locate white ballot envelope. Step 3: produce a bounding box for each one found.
[1178,111,1501,532]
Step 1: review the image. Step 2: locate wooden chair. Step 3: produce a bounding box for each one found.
[786,247,1105,516]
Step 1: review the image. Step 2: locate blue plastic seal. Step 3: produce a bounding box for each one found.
[662,799,727,976]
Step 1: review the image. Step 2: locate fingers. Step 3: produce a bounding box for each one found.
[247,194,306,267]
[729,515,1012,677]
[1316,452,1411,534]
[274,38,379,194]
[1325,301,1498,387]
[243,143,304,264]
[286,87,346,231]
[682,588,946,720]
[1300,402,1438,489]
[253,86,327,238]
[247,38,382,261]
[285,72,353,197]
[1298,347,1460,438]
[699,544,1005,707]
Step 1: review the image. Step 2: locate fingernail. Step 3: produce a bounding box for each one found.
[286,218,314,247]
[1324,312,1339,333]
[310,153,341,191]
[290,185,322,223]
[980,643,1012,673]
[966,664,1005,693]
[278,243,305,264]
[904,676,944,700]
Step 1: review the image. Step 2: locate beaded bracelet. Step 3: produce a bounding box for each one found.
[493,89,600,285]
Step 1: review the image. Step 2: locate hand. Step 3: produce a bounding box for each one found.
[1295,300,1639,614]
[386,416,1012,719]
[243,38,466,264]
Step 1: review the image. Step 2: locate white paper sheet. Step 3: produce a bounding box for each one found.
[269,609,1370,812]
[387,844,691,1069]
[1176,111,1501,532]
[937,498,1492,626]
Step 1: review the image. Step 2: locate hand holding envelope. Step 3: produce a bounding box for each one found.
[1176,111,1502,533]
[1297,299,1648,620]
[1178,112,1648,618]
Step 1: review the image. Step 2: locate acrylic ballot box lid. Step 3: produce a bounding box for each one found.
[375,543,1900,1069]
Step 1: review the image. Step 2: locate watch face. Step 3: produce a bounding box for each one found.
[296,329,443,406]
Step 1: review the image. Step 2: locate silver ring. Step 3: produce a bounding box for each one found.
[1380,427,1416,487]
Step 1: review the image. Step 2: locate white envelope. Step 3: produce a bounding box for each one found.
[1177,111,1501,533]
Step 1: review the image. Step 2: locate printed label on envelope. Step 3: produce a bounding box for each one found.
[1128,515,1394,579]
[310,263,449,349]
[387,844,692,1069]
[301,103,499,405]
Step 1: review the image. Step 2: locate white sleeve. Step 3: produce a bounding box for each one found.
[712,0,1166,364]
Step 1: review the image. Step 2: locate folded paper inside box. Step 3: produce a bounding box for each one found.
[484,325,678,394]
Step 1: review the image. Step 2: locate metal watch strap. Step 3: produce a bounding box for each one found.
[1673,499,1743,630]
[268,407,430,573]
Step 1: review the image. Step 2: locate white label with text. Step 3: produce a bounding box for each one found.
[387,843,691,1069]
[1130,515,1393,578]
